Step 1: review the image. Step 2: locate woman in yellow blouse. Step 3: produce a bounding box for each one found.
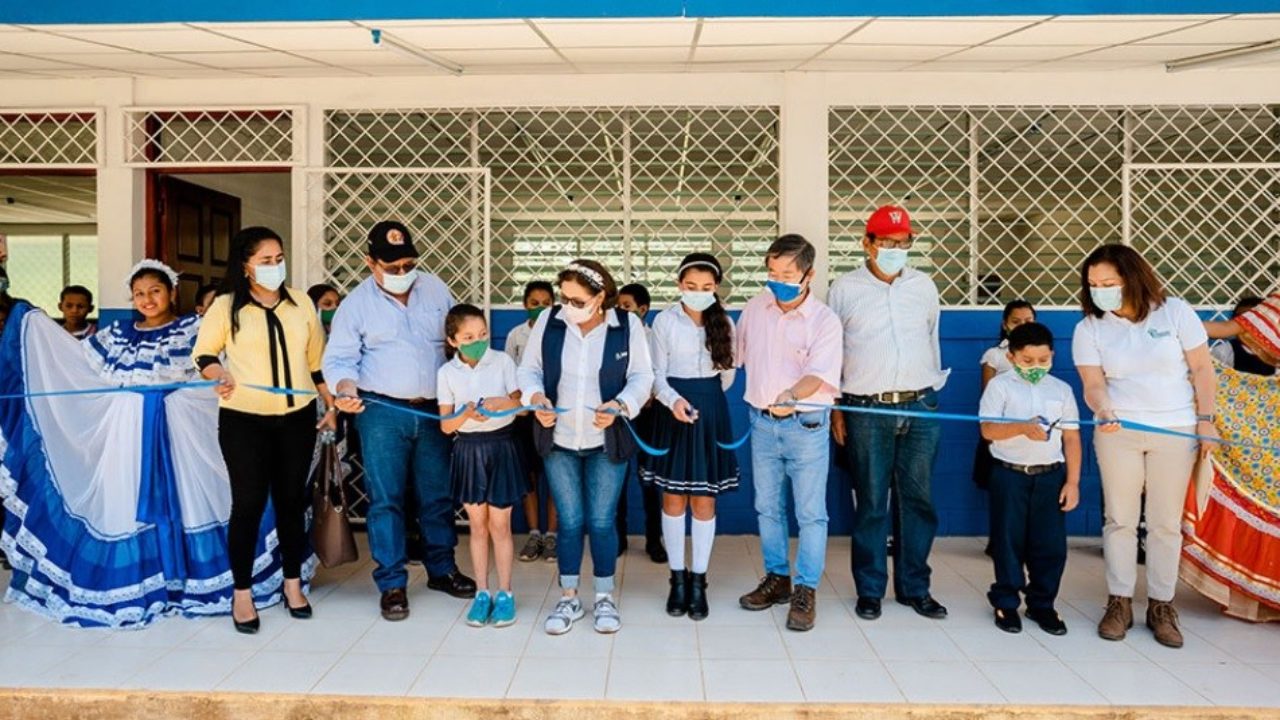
[193,226,336,634]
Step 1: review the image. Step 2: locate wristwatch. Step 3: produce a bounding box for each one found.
[1196,413,1215,423]
[615,399,631,416]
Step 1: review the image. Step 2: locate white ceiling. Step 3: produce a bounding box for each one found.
[0,175,96,224]
[0,15,1278,78]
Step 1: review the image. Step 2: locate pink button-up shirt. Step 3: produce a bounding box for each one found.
[736,290,844,411]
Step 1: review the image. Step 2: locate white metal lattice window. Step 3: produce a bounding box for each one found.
[308,168,491,308]
[0,110,99,168]
[1128,165,1280,307]
[325,107,779,306]
[124,107,300,166]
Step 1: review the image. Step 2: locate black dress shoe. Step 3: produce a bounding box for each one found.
[855,597,882,620]
[687,572,709,621]
[1026,608,1068,636]
[381,588,409,621]
[898,595,948,619]
[994,608,1022,633]
[646,540,668,564]
[666,569,689,617]
[284,600,313,619]
[426,571,477,599]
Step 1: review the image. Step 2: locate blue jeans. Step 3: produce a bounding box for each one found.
[355,397,458,591]
[543,447,627,594]
[749,409,831,589]
[845,392,942,600]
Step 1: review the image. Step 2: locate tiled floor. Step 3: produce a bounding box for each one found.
[2,535,1279,706]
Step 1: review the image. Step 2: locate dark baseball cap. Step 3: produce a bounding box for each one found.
[367,220,419,263]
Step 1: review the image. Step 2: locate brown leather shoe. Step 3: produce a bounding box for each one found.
[1097,595,1132,641]
[381,588,409,622]
[739,573,791,611]
[786,585,816,632]
[1146,600,1184,648]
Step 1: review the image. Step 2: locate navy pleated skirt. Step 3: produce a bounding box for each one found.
[451,426,525,508]
[641,377,740,496]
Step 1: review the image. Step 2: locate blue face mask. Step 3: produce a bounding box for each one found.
[766,279,804,304]
[875,248,910,276]
[1090,285,1124,313]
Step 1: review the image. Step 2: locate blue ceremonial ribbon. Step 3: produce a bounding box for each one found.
[0,380,218,401]
[243,383,471,422]
[592,405,670,457]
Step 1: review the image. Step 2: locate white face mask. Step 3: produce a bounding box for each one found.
[875,248,910,276]
[253,261,287,291]
[562,299,597,325]
[379,268,417,295]
[681,291,717,312]
[1090,285,1124,313]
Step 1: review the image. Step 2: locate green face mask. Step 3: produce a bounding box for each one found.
[526,305,547,322]
[1014,364,1051,385]
[320,308,336,325]
[459,339,489,362]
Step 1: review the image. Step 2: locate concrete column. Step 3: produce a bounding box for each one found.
[778,72,831,296]
[96,91,146,311]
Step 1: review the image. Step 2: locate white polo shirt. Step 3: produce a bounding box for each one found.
[979,370,1080,466]
[505,321,533,364]
[1071,297,1208,428]
[436,348,520,433]
[981,340,1013,376]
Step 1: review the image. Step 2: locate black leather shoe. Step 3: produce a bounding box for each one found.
[899,595,948,619]
[284,600,313,619]
[666,569,689,617]
[646,539,668,564]
[380,588,409,621]
[855,597,882,620]
[687,572,709,621]
[994,608,1022,633]
[426,571,477,599]
[1026,608,1068,636]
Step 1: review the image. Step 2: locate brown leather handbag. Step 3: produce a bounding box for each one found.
[310,437,358,568]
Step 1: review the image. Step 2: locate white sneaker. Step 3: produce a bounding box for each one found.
[593,595,622,634]
[543,596,584,635]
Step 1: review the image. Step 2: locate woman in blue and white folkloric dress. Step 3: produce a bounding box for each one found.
[0,260,294,629]
[639,253,739,622]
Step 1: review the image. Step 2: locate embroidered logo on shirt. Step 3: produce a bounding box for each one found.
[386,228,405,245]
[1148,328,1172,339]
[615,351,629,361]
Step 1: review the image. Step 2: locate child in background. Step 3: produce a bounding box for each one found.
[438,304,524,628]
[979,322,1081,636]
[58,285,97,340]
[307,284,342,334]
[615,282,666,563]
[194,283,220,318]
[980,300,1037,389]
[507,280,559,563]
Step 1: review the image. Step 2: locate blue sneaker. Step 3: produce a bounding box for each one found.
[465,591,493,627]
[491,591,517,627]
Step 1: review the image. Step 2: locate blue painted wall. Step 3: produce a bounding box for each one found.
[491,306,1105,539]
[3,0,1276,25]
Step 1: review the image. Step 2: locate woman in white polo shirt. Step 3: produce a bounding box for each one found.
[1072,244,1217,650]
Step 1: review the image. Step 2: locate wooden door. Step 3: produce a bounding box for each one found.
[157,176,241,312]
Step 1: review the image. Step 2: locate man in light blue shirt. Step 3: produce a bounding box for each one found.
[324,220,475,621]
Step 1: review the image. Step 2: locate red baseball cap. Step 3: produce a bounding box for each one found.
[866,205,912,237]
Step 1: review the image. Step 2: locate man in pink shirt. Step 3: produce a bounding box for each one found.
[735,234,843,632]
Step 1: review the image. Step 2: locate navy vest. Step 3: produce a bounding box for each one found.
[1229,338,1276,376]
[533,306,637,462]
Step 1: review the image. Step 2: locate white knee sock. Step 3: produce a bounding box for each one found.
[690,516,716,574]
[662,512,686,571]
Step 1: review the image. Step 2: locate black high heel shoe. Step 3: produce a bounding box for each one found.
[232,602,260,634]
[284,598,313,619]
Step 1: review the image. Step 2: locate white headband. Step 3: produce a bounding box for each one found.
[127,259,180,291]
[677,260,721,278]
[564,262,605,290]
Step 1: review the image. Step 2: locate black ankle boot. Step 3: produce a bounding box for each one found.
[688,572,709,621]
[666,569,690,617]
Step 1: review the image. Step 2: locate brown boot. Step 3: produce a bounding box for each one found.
[1146,600,1184,648]
[739,573,791,611]
[786,585,816,632]
[1097,595,1132,641]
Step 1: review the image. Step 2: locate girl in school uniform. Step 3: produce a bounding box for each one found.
[438,303,525,628]
[641,253,739,621]
[974,301,1039,498]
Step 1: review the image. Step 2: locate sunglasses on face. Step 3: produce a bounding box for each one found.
[378,261,416,276]
[561,294,594,309]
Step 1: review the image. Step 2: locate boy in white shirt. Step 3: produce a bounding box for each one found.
[979,322,1081,636]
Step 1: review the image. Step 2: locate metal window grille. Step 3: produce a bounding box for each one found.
[0,110,99,168]
[308,168,491,308]
[124,107,300,166]
[829,105,1279,308]
[324,107,779,306]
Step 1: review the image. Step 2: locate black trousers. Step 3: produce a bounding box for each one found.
[617,406,661,546]
[987,463,1068,611]
[219,402,317,590]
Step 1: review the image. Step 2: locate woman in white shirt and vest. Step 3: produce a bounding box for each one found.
[518,259,654,637]
[1072,244,1217,650]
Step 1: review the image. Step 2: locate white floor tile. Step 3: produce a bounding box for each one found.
[436,620,534,657]
[0,645,80,687]
[347,617,450,656]
[1161,663,1280,707]
[607,657,703,701]
[96,617,211,650]
[507,655,608,699]
[409,654,517,698]
[1071,661,1211,706]
[265,616,375,654]
[611,622,700,659]
[782,621,877,660]
[35,647,157,689]
[865,626,966,662]
[121,648,254,691]
[216,650,342,694]
[885,660,1005,704]
[698,622,785,659]
[946,626,1058,662]
[524,619,615,658]
[311,652,429,696]
[793,659,904,703]
[976,660,1107,705]
[702,659,803,702]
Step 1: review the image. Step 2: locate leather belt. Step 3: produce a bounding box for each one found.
[997,460,1064,476]
[846,388,931,405]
